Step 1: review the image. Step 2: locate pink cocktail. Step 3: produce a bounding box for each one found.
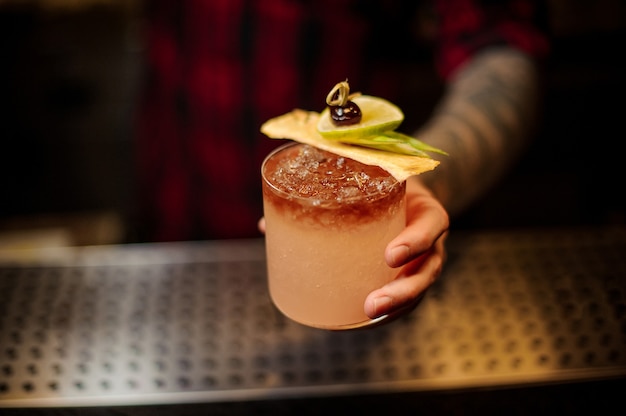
[262,142,406,329]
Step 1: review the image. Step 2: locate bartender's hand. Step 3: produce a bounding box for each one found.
[257,177,449,320]
[364,177,449,319]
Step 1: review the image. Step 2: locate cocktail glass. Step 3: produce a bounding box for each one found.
[261,142,406,329]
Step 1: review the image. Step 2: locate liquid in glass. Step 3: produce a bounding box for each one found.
[262,143,406,329]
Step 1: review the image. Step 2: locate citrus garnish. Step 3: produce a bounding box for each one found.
[260,81,447,180]
[260,110,440,181]
[318,95,404,139]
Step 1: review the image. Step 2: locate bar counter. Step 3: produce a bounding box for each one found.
[1,226,625,413]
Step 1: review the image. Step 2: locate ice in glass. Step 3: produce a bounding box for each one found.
[262,142,406,329]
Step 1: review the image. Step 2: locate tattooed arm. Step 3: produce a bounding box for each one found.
[366,47,540,318]
[415,47,541,217]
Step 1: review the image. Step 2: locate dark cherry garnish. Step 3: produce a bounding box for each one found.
[330,101,362,126]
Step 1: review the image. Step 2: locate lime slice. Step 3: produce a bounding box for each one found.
[317,95,404,139]
[260,109,441,181]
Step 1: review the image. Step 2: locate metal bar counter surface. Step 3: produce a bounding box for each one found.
[0,226,625,413]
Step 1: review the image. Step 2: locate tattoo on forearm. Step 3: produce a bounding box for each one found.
[418,48,539,216]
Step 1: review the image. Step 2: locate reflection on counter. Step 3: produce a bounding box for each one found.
[0,228,624,413]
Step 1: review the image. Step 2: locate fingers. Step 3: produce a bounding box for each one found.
[368,179,449,319]
[385,185,449,268]
[365,237,446,318]
[258,217,266,234]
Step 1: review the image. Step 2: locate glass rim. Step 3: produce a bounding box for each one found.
[261,141,405,207]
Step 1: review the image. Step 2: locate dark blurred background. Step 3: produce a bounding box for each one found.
[0,0,624,247]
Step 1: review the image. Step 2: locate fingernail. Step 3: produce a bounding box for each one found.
[389,245,409,267]
[373,296,394,317]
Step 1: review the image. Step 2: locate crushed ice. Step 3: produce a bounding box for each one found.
[271,145,396,201]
